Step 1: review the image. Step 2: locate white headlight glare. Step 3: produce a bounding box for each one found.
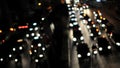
[34,27,39,31]
[93,11,96,14]
[0,58,3,61]
[73,22,78,25]
[94,14,98,17]
[80,36,84,40]
[41,18,45,21]
[33,23,37,26]
[80,7,83,11]
[13,48,16,51]
[90,33,93,36]
[31,33,35,37]
[73,37,77,41]
[68,8,71,11]
[31,45,34,48]
[36,33,40,37]
[98,31,101,35]
[79,15,83,19]
[116,42,120,46]
[78,27,81,31]
[19,46,23,50]
[93,24,96,27]
[34,50,37,53]
[108,46,111,49]
[38,43,41,47]
[93,50,98,54]
[86,5,89,8]
[70,14,75,18]
[87,52,91,56]
[42,47,45,51]
[101,24,105,27]
[15,59,18,62]
[34,36,39,40]
[88,18,91,22]
[29,28,33,31]
[99,47,103,51]
[76,42,79,46]
[69,12,72,15]
[35,59,39,63]
[9,54,12,58]
[87,25,90,29]
[39,54,43,58]
[26,34,29,37]
[67,4,71,7]
[78,54,82,58]
[69,23,73,27]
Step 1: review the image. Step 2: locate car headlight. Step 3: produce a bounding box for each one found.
[73,37,77,42]
[101,24,106,27]
[116,42,120,46]
[87,25,90,29]
[33,22,37,26]
[93,50,98,54]
[29,28,33,31]
[39,54,44,58]
[87,52,91,56]
[90,33,93,37]
[35,59,39,63]
[78,54,82,58]
[69,23,73,27]
[80,7,83,11]
[0,58,3,62]
[88,18,91,22]
[98,31,101,35]
[107,46,111,49]
[99,47,103,51]
[80,36,84,40]
[26,34,29,38]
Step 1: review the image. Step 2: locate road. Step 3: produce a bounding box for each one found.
[69,3,120,68]
[1,3,120,68]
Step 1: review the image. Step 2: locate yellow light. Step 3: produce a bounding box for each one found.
[83,14,86,16]
[10,27,16,31]
[10,28,14,31]
[17,39,23,42]
[102,35,106,38]
[29,50,32,55]
[0,30,2,33]
[38,3,41,6]
[96,28,99,32]
[100,16,102,19]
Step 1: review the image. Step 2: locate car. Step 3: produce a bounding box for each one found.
[0,27,10,44]
[0,32,26,63]
[77,43,91,60]
[111,32,120,51]
[89,26,101,40]
[97,37,112,56]
[92,44,98,55]
[106,23,114,37]
[73,29,83,40]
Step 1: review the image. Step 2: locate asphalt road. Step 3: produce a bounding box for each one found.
[69,4,120,68]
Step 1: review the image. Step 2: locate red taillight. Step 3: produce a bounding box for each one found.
[18,25,28,29]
